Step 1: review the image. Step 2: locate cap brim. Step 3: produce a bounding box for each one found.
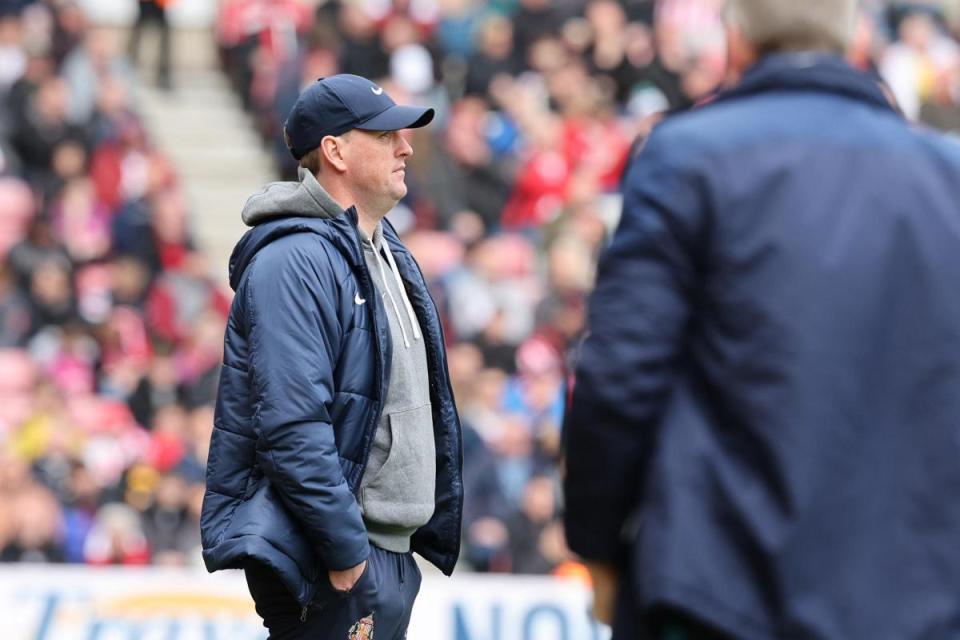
[355,105,434,132]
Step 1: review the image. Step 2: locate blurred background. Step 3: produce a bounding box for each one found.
[0,0,958,637]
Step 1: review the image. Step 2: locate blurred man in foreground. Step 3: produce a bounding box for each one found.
[201,75,463,639]
[563,0,960,638]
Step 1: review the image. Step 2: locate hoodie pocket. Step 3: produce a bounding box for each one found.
[360,403,436,529]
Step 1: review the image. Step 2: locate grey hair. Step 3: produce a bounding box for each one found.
[724,0,859,54]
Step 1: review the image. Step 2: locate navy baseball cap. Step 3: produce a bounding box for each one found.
[283,74,435,160]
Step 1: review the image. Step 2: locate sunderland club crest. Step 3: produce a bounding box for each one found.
[348,613,375,640]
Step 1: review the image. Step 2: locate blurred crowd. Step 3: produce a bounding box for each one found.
[1,0,959,577]
[217,0,960,577]
[0,0,222,567]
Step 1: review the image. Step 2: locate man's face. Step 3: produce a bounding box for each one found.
[342,129,414,212]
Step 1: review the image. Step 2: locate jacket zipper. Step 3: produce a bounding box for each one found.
[398,250,465,573]
[345,207,389,488]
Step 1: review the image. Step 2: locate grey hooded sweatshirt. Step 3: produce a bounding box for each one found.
[242,169,436,554]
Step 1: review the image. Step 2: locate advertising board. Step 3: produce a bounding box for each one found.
[0,566,611,640]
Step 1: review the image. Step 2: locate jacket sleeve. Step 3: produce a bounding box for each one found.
[563,131,704,563]
[245,235,369,571]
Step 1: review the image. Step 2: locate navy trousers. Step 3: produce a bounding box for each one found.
[245,546,422,640]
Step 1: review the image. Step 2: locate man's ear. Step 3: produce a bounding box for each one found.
[320,135,349,173]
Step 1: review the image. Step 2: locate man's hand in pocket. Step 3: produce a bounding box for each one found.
[329,560,367,592]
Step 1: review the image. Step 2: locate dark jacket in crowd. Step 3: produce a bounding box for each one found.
[564,53,960,640]
[201,202,463,608]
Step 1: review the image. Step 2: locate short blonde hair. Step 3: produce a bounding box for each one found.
[725,0,858,54]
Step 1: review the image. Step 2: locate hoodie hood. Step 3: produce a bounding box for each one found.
[241,168,345,225]
[228,170,362,291]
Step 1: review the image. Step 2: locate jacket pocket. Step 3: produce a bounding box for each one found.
[325,555,374,596]
[360,403,436,529]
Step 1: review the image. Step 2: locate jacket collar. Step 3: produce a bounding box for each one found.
[228,203,414,291]
[714,52,899,116]
[341,207,412,270]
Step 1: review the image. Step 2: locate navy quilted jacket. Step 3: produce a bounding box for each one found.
[201,207,463,607]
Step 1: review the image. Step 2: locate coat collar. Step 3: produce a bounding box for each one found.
[714,52,899,116]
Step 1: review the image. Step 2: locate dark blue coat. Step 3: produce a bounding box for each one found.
[201,209,463,607]
[564,54,960,639]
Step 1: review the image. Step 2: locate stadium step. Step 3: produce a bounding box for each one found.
[130,28,278,290]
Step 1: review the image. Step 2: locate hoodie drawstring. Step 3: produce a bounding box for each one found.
[371,242,411,349]
[380,238,422,342]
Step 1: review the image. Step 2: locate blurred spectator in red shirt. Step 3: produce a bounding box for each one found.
[83,502,150,565]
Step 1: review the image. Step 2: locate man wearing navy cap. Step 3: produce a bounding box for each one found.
[200,75,463,639]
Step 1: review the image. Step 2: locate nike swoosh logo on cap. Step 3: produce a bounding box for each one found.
[371,86,383,95]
